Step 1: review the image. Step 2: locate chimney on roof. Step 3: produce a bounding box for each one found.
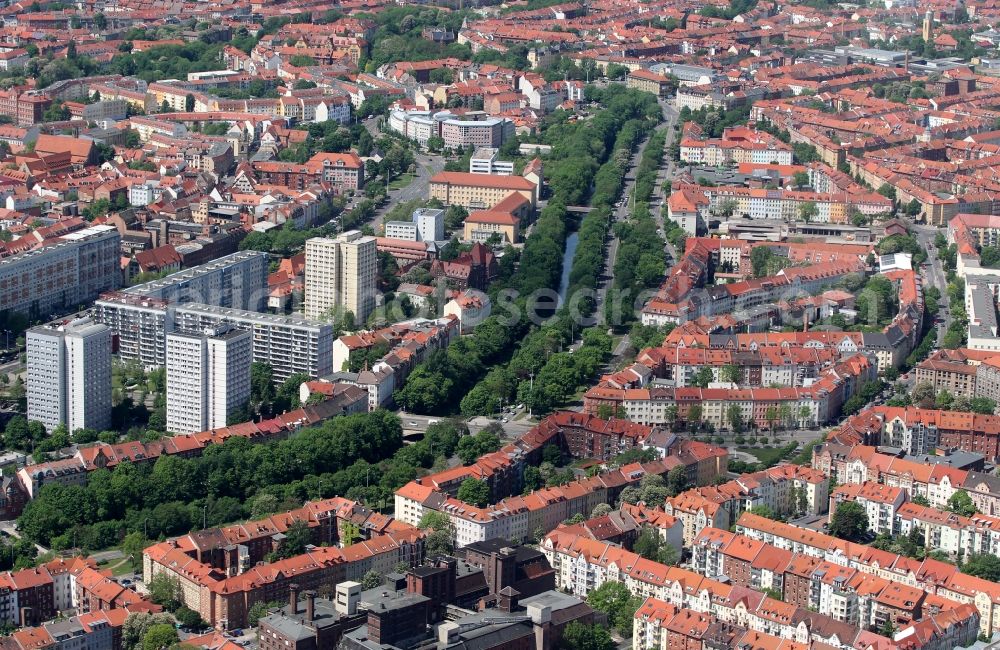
[304,590,315,623]
[289,583,300,615]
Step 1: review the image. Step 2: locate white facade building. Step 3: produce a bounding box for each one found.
[469,148,514,176]
[413,208,444,242]
[123,250,268,312]
[383,221,418,241]
[26,318,112,433]
[165,325,252,434]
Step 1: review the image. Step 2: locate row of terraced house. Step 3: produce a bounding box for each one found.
[393,412,729,547]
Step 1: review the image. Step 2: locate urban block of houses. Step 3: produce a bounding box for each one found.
[394,412,728,547]
[142,497,424,629]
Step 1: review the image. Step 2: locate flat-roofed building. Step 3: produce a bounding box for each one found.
[0,225,120,320]
[304,231,377,326]
[172,304,334,383]
[122,249,268,312]
[166,324,252,434]
[26,317,112,433]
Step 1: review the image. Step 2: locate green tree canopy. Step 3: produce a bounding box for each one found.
[829,501,869,542]
[587,581,641,635]
[947,489,976,516]
[456,477,490,508]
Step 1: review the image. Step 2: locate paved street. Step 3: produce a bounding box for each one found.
[0,358,23,379]
[364,152,445,233]
[398,411,536,439]
[912,223,952,348]
[356,118,445,235]
[594,98,680,316]
[0,521,49,555]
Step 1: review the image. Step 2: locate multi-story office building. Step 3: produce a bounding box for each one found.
[304,231,377,325]
[413,208,444,242]
[122,250,268,312]
[172,304,334,383]
[387,109,514,149]
[469,148,514,176]
[166,325,252,434]
[383,221,418,241]
[0,225,120,320]
[383,209,444,243]
[440,117,513,150]
[428,172,536,210]
[26,318,112,433]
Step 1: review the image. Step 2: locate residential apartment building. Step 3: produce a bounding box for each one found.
[0,556,153,629]
[828,482,906,535]
[543,528,950,650]
[735,511,1000,638]
[688,524,981,640]
[827,480,1000,560]
[915,350,983,398]
[396,460,678,548]
[304,231,377,325]
[692,183,892,223]
[143,501,424,629]
[680,125,793,166]
[0,88,52,125]
[394,411,727,547]
[122,250,267,312]
[0,225,120,321]
[586,352,876,430]
[626,69,674,96]
[975,358,1000,409]
[823,405,1000,462]
[663,464,829,544]
[26,318,112,434]
[165,325,252,434]
[4,609,129,649]
[252,152,364,193]
[95,293,334,382]
[171,304,334,383]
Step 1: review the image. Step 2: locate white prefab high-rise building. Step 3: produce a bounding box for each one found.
[165,325,252,434]
[304,231,377,325]
[26,318,112,433]
[413,208,445,242]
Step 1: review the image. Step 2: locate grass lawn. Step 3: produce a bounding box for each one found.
[388,173,415,190]
[739,444,796,467]
[97,556,135,577]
